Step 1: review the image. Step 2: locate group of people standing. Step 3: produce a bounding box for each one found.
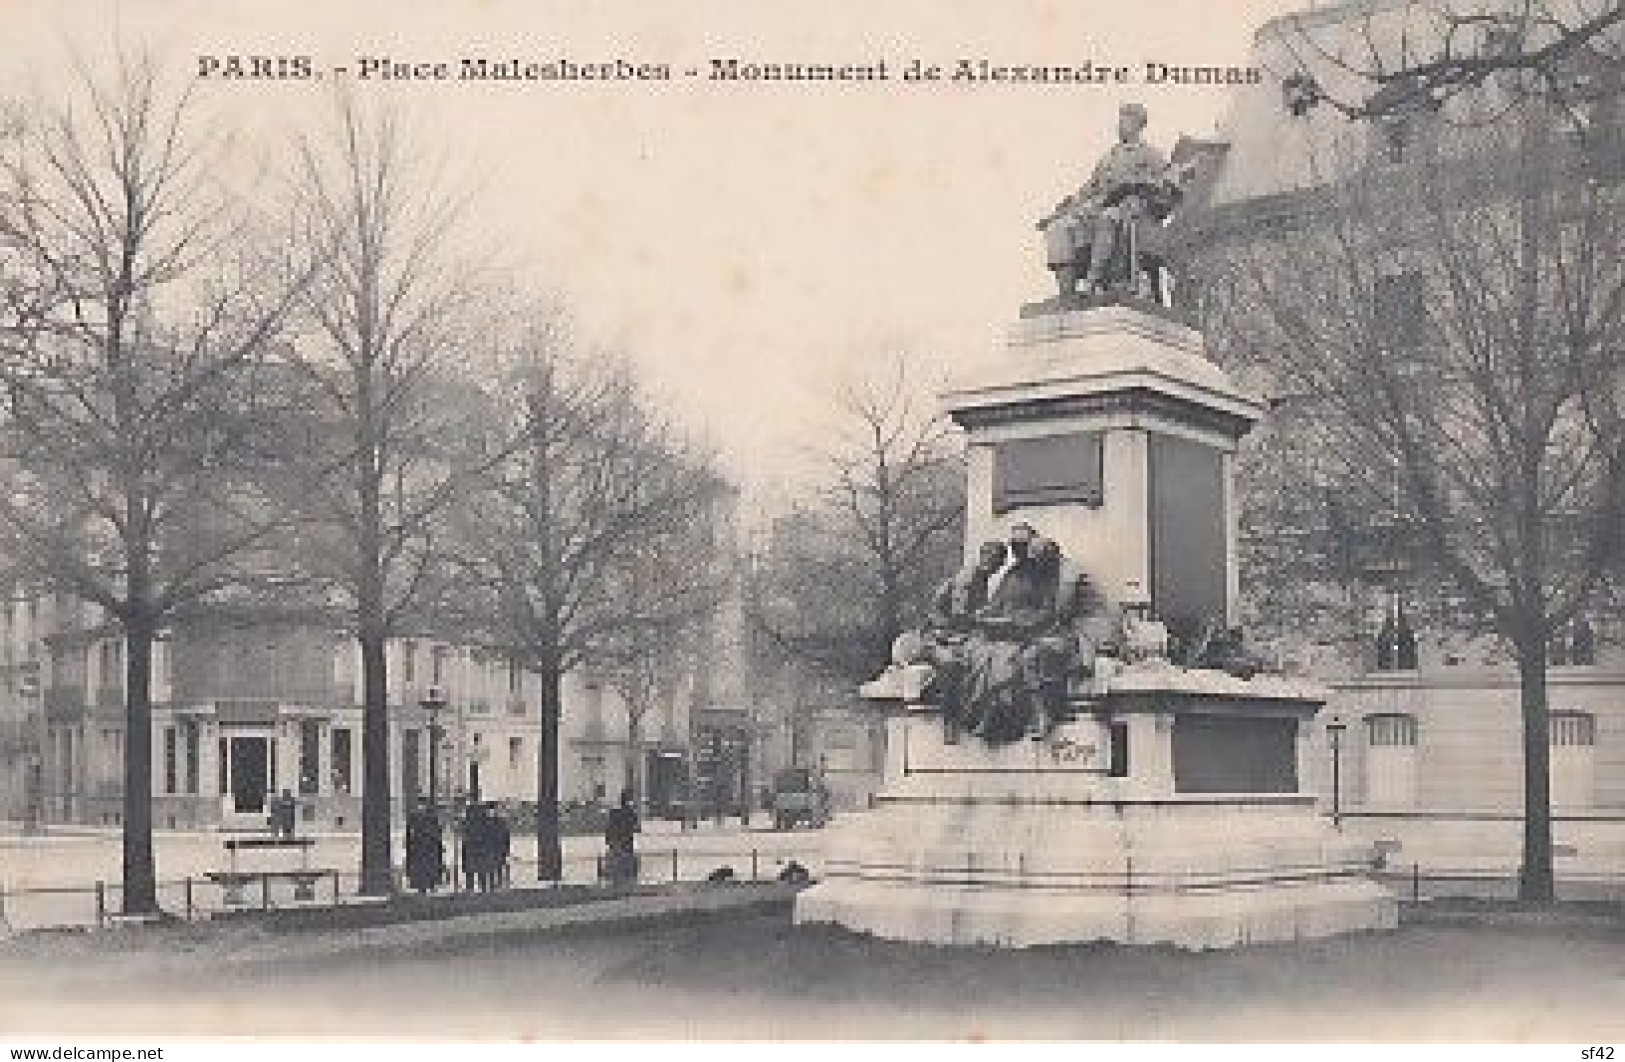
[404,798,512,894]
[897,522,1116,745]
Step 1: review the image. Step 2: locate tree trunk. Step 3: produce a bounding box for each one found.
[120,612,159,916]
[624,709,645,805]
[1516,636,1554,902]
[358,628,394,896]
[535,657,563,881]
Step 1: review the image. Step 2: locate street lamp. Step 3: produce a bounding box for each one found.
[1326,715,1347,830]
[420,684,448,814]
[20,663,42,835]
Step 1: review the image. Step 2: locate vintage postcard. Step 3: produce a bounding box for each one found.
[0,0,1622,1047]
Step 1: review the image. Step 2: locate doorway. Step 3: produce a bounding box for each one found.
[229,736,270,814]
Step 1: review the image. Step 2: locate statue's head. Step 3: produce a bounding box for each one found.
[974,540,1008,574]
[1118,102,1148,142]
[1032,537,1063,575]
[1008,522,1037,560]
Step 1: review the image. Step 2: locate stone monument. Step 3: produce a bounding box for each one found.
[793,106,1396,949]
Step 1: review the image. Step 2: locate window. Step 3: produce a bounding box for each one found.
[1550,711,1596,809]
[162,726,178,795]
[183,720,200,795]
[509,736,523,771]
[299,719,321,796]
[431,644,449,686]
[331,728,353,794]
[1374,603,1419,672]
[1364,713,1418,808]
[402,729,421,800]
[402,641,417,685]
[98,640,123,692]
[507,657,523,697]
[1550,711,1595,748]
[1366,714,1417,747]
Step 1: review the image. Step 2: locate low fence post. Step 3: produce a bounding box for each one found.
[332,870,341,907]
[1412,862,1421,902]
[184,876,194,922]
[261,873,271,912]
[94,881,106,930]
[0,883,7,927]
[751,849,759,882]
[670,849,679,883]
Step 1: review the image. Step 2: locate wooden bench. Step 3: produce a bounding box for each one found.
[212,836,331,906]
[205,868,337,906]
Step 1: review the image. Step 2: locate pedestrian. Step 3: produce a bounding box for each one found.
[603,789,639,888]
[491,804,511,889]
[404,798,444,895]
[268,789,297,840]
[461,802,488,892]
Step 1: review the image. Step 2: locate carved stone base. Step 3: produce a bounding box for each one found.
[794,706,1397,950]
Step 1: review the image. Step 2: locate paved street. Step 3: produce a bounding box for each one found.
[4,906,1625,1040]
[0,819,827,932]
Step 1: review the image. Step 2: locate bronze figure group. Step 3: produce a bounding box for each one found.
[893,523,1117,745]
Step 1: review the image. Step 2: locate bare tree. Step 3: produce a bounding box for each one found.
[598,515,724,806]
[754,359,964,685]
[1270,0,1622,124]
[453,313,731,880]
[1198,96,1625,901]
[282,95,493,896]
[0,54,310,913]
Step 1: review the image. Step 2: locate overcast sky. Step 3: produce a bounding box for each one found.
[0,0,1304,498]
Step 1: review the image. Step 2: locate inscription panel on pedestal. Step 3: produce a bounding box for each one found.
[1172,714,1298,793]
[992,432,1103,514]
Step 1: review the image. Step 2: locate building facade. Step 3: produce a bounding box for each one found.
[30,557,786,830]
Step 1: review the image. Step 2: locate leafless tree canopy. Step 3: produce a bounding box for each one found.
[1199,96,1625,900]
[0,53,312,913]
[447,308,731,879]
[277,93,500,896]
[1270,0,1622,126]
[754,358,964,685]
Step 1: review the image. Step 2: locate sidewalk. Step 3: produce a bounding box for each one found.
[0,881,806,969]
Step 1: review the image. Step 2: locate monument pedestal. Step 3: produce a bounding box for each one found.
[794,668,1397,949]
[794,301,1395,949]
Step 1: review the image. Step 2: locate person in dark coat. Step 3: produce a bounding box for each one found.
[268,789,298,839]
[490,805,512,889]
[461,802,489,892]
[603,790,639,888]
[404,799,444,894]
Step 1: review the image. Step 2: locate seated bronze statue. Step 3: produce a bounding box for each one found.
[1038,102,1191,304]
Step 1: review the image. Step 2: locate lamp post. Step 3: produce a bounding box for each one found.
[420,685,448,814]
[1327,715,1347,830]
[21,664,42,835]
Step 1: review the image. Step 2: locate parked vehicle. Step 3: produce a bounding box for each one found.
[771,767,829,830]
